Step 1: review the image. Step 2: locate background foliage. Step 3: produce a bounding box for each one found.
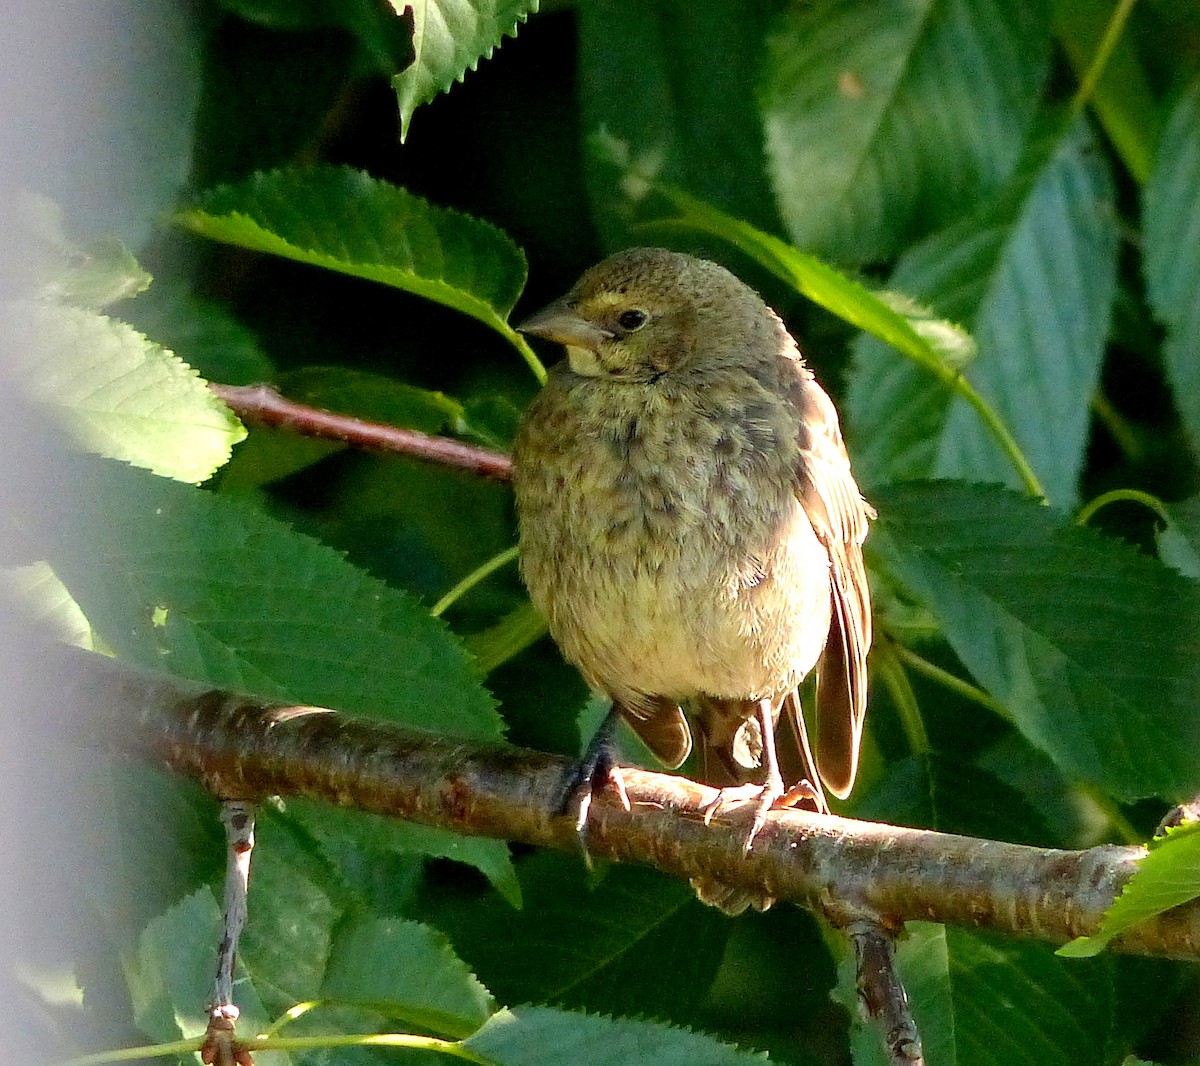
[8,1,1200,1064]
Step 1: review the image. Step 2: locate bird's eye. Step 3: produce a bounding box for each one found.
[617,309,649,332]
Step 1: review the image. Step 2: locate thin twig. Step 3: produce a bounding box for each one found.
[211,383,513,482]
[200,801,257,1066]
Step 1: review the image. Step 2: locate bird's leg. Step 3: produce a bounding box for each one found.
[701,699,825,852]
[558,703,631,860]
[742,699,786,852]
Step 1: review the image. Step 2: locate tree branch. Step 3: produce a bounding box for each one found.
[211,383,513,482]
[68,649,1200,961]
[849,921,924,1065]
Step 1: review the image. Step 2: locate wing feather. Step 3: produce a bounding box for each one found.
[787,360,873,798]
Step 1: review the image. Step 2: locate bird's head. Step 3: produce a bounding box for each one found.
[518,247,768,383]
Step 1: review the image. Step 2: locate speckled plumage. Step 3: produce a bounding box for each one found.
[511,248,873,806]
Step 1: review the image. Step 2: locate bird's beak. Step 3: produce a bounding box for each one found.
[518,298,612,352]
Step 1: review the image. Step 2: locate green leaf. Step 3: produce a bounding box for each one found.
[428,852,729,1024]
[82,763,225,940]
[234,806,348,1011]
[322,916,493,1037]
[1060,821,1200,958]
[459,393,523,449]
[1143,79,1200,461]
[217,0,415,74]
[2,561,100,651]
[177,165,527,334]
[578,0,783,245]
[849,754,1053,847]
[656,188,975,376]
[1159,495,1200,579]
[276,365,466,432]
[872,481,1200,801]
[977,733,1111,851]
[324,443,517,608]
[14,302,246,484]
[848,117,1118,504]
[760,0,1051,264]
[123,284,275,386]
[286,798,520,907]
[466,1005,768,1065]
[464,600,548,675]
[41,456,503,740]
[391,0,538,141]
[124,888,288,1065]
[838,924,1121,1066]
[25,194,152,309]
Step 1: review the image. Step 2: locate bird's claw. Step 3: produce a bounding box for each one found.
[559,724,631,865]
[701,777,824,853]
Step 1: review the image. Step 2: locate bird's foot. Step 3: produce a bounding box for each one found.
[701,777,825,853]
[558,718,631,865]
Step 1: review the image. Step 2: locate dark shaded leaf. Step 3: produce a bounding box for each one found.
[848,118,1118,504]
[872,481,1200,800]
[466,1006,768,1065]
[761,0,1051,263]
[1144,79,1200,461]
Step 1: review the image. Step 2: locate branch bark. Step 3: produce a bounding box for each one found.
[211,383,513,482]
[70,649,1200,961]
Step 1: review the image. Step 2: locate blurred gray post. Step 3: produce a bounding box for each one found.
[0,1,200,1056]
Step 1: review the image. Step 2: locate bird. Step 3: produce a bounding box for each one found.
[510,248,873,905]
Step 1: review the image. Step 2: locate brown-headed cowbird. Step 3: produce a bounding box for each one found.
[512,248,873,900]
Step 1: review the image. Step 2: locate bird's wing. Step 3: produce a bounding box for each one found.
[618,697,693,770]
[788,363,874,799]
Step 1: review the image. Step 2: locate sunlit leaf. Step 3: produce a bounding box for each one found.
[848,117,1117,504]
[1060,821,1200,958]
[13,302,245,484]
[322,916,494,1037]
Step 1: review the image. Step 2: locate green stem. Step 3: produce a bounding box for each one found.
[431,545,520,618]
[58,1032,497,1066]
[1080,786,1145,846]
[500,322,548,384]
[1091,390,1143,461]
[892,643,1012,723]
[263,998,321,1036]
[1070,0,1139,114]
[245,1032,494,1062]
[57,1040,204,1065]
[893,644,1144,844]
[1075,487,1170,528]
[947,373,1047,502]
[875,642,931,756]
